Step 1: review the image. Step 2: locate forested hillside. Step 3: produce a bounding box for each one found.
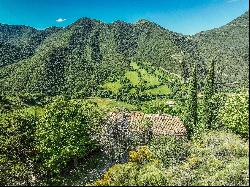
[0,18,192,96]
[0,11,248,97]
[0,24,62,67]
[194,11,249,90]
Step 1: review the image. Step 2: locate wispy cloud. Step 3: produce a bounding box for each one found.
[56,18,67,23]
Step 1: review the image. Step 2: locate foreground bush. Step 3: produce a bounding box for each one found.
[0,111,37,185]
[165,131,249,186]
[219,92,249,137]
[89,131,249,186]
[0,97,105,185]
[149,135,189,167]
[35,98,104,175]
[88,146,167,186]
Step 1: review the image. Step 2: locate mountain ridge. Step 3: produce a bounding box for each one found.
[1,10,248,36]
[0,11,248,96]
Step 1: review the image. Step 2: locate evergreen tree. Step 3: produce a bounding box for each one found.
[185,64,198,139]
[203,59,216,129]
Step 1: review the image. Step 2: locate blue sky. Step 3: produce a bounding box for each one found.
[0,0,248,35]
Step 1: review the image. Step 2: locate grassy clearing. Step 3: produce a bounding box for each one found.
[130,62,140,70]
[86,97,137,110]
[102,80,122,94]
[141,98,175,106]
[125,71,140,86]
[22,106,45,117]
[143,85,171,95]
[138,68,160,87]
[154,69,164,77]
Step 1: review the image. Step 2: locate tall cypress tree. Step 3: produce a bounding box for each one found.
[186,64,198,139]
[203,59,216,129]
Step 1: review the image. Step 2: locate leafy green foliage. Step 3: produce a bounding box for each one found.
[0,110,37,185]
[219,92,249,137]
[185,65,198,138]
[202,59,216,129]
[139,99,179,116]
[164,131,249,186]
[88,146,167,186]
[0,96,108,185]
[90,131,249,186]
[149,135,189,167]
[0,24,61,67]
[194,11,249,90]
[35,97,104,174]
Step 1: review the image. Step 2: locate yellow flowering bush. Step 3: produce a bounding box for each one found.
[129,146,153,163]
[88,146,165,186]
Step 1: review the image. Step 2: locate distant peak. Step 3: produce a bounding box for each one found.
[43,26,62,33]
[136,19,152,25]
[135,19,160,29]
[73,17,102,26]
[44,26,61,30]
[113,20,128,25]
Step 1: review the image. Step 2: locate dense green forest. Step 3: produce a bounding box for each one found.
[0,11,249,186]
[0,11,249,96]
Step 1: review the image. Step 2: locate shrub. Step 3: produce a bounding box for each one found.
[35,97,104,175]
[136,162,167,186]
[129,146,154,164]
[0,110,38,185]
[165,130,249,186]
[18,93,48,106]
[219,92,249,137]
[88,146,167,186]
[89,131,249,186]
[205,157,249,186]
[149,135,189,167]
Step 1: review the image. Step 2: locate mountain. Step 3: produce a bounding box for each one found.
[0,24,62,67]
[0,11,248,97]
[194,11,249,89]
[0,18,198,97]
